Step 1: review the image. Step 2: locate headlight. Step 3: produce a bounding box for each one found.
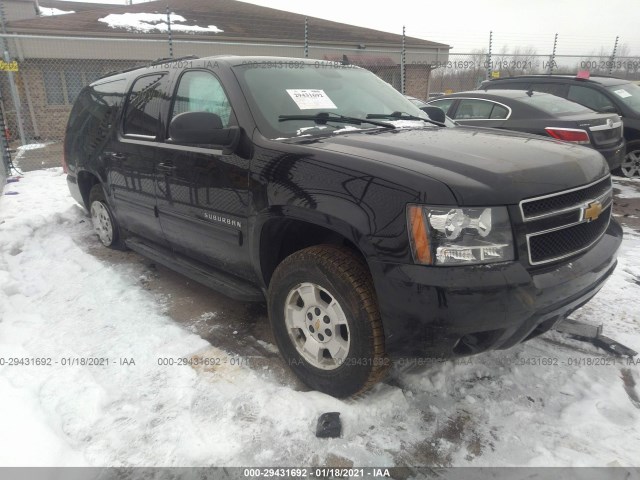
[407,205,515,266]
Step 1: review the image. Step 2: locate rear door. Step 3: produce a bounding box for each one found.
[155,69,253,279]
[110,73,172,248]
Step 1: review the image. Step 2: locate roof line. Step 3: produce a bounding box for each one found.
[0,32,448,51]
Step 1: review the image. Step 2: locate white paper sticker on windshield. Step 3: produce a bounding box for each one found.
[286,89,337,110]
[614,89,632,98]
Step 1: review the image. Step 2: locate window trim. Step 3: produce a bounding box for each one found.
[443,97,513,121]
[425,98,456,115]
[167,68,236,139]
[121,72,169,140]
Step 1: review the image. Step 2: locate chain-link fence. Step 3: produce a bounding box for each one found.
[0,149,7,188]
[0,33,639,173]
[0,35,418,171]
[424,53,640,93]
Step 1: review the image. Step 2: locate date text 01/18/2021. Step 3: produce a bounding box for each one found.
[242,468,392,477]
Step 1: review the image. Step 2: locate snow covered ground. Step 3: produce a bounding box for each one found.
[0,169,639,468]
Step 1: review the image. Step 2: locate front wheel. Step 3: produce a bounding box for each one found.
[268,245,389,397]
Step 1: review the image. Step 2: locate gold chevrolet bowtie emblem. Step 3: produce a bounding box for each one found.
[584,201,603,222]
[315,320,320,331]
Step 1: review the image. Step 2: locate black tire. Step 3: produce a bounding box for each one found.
[268,245,389,397]
[613,140,640,178]
[88,184,124,249]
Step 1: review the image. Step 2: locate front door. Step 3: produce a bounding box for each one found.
[155,69,253,279]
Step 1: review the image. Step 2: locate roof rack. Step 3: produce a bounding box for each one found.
[149,55,199,66]
[96,64,146,81]
[94,55,200,82]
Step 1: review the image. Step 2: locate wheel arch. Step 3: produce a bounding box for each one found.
[255,208,376,288]
[76,170,103,211]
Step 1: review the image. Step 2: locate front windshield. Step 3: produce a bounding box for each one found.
[233,62,434,139]
[606,82,640,113]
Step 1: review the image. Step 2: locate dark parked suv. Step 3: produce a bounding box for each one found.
[480,74,640,177]
[64,56,622,397]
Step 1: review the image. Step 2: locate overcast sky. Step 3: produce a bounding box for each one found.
[62,0,640,55]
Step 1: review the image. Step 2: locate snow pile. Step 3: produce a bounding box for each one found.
[615,180,640,199]
[0,168,639,467]
[13,142,56,169]
[98,13,223,34]
[39,7,75,16]
[16,142,53,151]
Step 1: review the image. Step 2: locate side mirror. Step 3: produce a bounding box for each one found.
[420,106,446,124]
[169,111,240,154]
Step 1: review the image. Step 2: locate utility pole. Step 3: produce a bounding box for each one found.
[486,30,493,80]
[166,2,173,58]
[304,18,308,58]
[608,36,619,76]
[548,33,558,74]
[401,26,406,94]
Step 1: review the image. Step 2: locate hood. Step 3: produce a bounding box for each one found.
[299,125,609,205]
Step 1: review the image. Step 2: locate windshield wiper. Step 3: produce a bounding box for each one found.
[366,111,446,127]
[279,112,396,129]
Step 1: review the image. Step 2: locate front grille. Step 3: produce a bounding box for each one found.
[521,176,611,220]
[528,206,611,264]
[592,126,622,145]
[520,175,612,265]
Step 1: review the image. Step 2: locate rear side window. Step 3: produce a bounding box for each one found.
[428,98,455,114]
[529,83,567,97]
[65,79,126,162]
[171,70,233,126]
[489,104,509,119]
[567,85,615,112]
[517,92,592,116]
[454,99,508,120]
[123,74,169,137]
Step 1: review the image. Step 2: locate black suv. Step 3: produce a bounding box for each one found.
[64,56,622,397]
[480,74,640,177]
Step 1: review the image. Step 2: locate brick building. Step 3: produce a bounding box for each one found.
[0,0,450,144]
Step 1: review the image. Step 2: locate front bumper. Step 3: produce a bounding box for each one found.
[370,219,623,359]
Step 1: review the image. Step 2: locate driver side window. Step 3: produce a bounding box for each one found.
[171,71,233,126]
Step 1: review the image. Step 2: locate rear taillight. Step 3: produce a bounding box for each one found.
[545,127,590,145]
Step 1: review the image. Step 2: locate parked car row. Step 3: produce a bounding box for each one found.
[415,73,640,177]
[427,90,625,172]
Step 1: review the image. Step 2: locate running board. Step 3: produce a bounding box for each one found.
[125,237,265,302]
[554,318,638,358]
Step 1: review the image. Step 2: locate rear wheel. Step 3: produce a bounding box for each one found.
[268,245,389,397]
[616,140,640,178]
[88,184,123,249]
